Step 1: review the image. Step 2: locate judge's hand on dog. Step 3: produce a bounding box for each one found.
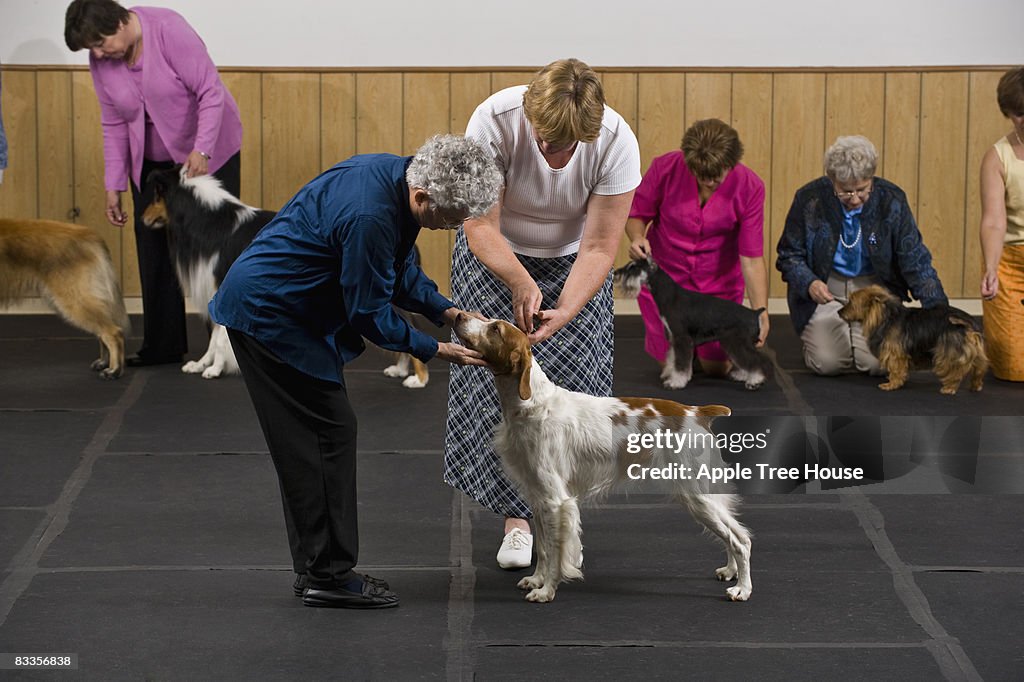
[439,307,491,367]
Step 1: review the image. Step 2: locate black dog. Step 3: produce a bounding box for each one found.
[614,258,772,390]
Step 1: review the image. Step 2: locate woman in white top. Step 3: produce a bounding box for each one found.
[444,58,641,569]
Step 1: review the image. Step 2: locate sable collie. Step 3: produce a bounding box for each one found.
[453,313,752,604]
[0,219,129,378]
[838,285,988,394]
[142,166,275,378]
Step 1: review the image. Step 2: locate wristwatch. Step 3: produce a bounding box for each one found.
[197,151,211,161]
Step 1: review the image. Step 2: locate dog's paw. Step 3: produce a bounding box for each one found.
[182,360,208,374]
[402,375,427,389]
[715,565,737,582]
[939,387,958,395]
[725,585,751,602]
[877,381,901,391]
[99,367,122,380]
[201,366,223,379]
[727,368,749,383]
[383,364,408,378]
[662,374,691,390]
[525,586,557,603]
[517,574,544,591]
[90,358,109,372]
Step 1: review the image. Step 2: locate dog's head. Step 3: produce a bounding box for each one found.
[838,285,899,333]
[613,257,657,298]
[140,166,185,229]
[453,313,533,401]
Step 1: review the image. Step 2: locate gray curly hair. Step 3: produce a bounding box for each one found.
[823,135,878,183]
[406,134,503,219]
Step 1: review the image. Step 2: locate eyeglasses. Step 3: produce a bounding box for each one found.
[833,184,873,202]
[438,217,465,229]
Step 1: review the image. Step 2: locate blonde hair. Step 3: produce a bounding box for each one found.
[523,58,605,146]
[681,119,744,181]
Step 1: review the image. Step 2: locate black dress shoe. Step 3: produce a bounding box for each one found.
[126,354,183,367]
[293,572,390,597]
[302,581,400,609]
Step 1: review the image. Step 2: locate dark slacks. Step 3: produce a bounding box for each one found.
[129,153,241,360]
[227,328,360,589]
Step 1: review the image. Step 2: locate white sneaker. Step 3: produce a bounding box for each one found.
[496,528,533,569]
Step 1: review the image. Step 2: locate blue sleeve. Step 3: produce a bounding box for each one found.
[339,217,440,361]
[775,191,819,300]
[890,196,948,308]
[392,247,454,325]
[0,69,8,171]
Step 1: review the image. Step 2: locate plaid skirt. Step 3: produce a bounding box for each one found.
[443,229,614,518]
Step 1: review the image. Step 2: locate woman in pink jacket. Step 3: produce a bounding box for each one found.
[65,0,243,366]
[626,118,769,380]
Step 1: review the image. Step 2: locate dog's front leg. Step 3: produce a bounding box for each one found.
[517,508,547,592]
[521,504,561,603]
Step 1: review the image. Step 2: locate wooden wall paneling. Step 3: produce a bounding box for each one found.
[404,73,453,296]
[70,71,136,294]
[321,73,357,173]
[489,71,528,95]
[882,73,921,217]
[637,73,685,172]
[0,70,38,219]
[918,72,969,296]
[770,73,826,297]
[221,71,264,208]
[964,70,1009,294]
[685,72,732,126]
[36,71,75,222]
[601,72,639,268]
[355,73,403,155]
[824,72,885,164]
[261,73,321,210]
[450,72,491,134]
[732,73,774,276]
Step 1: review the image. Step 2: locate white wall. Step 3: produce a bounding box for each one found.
[2,0,1022,67]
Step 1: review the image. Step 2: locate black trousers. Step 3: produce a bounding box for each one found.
[227,328,360,589]
[129,153,241,360]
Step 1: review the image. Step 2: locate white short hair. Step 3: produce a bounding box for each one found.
[405,135,503,219]
[823,135,878,183]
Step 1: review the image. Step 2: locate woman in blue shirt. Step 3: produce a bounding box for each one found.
[776,135,947,375]
[210,135,502,609]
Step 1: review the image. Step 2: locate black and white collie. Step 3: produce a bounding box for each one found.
[142,166,276,378]
[614,257,772,390]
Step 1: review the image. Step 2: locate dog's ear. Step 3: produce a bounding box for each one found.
[509,345,533,401]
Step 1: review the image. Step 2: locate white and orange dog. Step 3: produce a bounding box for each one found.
[454,314,752,603]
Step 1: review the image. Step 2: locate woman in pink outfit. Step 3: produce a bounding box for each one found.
[65,0,243,366]
[626,118,769,378]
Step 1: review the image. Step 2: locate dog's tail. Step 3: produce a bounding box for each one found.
[89,239,131,334]
[694,404,731,432]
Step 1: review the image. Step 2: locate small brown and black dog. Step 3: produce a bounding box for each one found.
[0,218,129,378]
[838,285,987,395]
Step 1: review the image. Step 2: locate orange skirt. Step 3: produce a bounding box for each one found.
[982,243,1024,381]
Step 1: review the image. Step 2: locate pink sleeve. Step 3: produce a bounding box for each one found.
[629,154,666,223]
[736,169,766,258]
[159,12,225,156]
[91,62,130,192]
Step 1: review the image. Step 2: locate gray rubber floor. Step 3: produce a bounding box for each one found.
[0,314,1021,681]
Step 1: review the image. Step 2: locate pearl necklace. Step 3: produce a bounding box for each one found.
[839,224,862,249]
